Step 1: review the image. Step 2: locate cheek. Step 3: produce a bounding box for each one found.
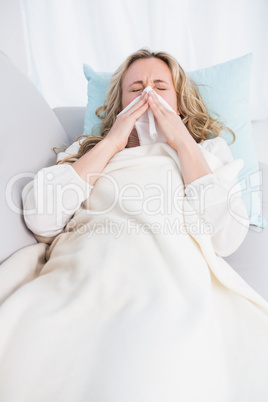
[122,93,140,110]
[156,91,178,111]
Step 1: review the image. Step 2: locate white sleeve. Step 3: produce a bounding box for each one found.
[184,136,249,257]
[22,140,93,238]
[56,139,81,163]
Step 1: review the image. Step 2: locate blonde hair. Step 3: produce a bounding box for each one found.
[58,48,235,164]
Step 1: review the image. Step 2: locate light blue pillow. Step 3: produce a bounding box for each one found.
[83,54,265,228]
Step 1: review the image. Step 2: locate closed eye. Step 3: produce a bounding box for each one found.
[131,88,166,92]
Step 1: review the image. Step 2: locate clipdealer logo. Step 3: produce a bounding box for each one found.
[5,167,260,230]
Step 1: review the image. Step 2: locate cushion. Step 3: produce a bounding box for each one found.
[83,54,264,228]
[0,51,69,263]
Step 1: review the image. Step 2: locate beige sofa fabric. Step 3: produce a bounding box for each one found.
[0,52,68,263]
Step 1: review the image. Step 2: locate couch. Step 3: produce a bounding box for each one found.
[1,50,267,301]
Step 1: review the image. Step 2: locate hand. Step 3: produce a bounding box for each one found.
[105,92,149,153]
[148,90,190,150]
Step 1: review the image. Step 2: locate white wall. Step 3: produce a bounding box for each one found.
[0,0,28,74]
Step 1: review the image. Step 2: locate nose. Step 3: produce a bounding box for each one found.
[143,85,153,94]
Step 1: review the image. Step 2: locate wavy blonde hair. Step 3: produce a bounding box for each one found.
[58,48,235,164]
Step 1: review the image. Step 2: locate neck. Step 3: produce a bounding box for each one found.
[126,128,140,148]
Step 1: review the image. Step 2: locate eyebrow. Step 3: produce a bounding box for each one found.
[129,79,168,87]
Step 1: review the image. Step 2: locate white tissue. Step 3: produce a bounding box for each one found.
[118,86,176,146]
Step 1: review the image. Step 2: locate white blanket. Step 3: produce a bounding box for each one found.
[0,143,268,402]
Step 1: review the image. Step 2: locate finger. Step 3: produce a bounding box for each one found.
[128,94,148,115]
[123,93,148,116]
[131,100,149,120]
[148,93,164,119]
[148,91,168,115]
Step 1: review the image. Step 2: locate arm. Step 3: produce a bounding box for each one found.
[148,92,249,257]
[148,90,212,186]
[183,138,249,256]
[72,91,149,186]
[174,132,250,257]
[22,93,149,238]
[22,163,93,238]
[179,136,249,257]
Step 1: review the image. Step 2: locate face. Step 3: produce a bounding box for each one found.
[121,57,178,112]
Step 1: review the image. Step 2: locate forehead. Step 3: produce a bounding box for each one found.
[122,57,173,87]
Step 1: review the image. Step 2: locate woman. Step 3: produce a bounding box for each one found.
[3,49,268,401]
[23,48,246,249]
